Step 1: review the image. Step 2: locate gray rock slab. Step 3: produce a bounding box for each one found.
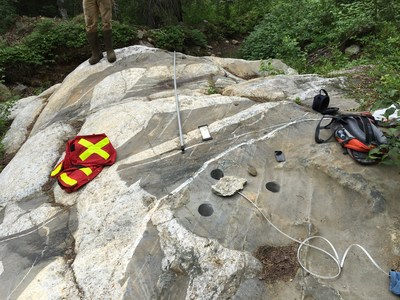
[223,74,359,112]
[0,210,73,299]
[0,45,398,299]
[3,96,46,155]
[206,57,298,78]
[0,122,75,204]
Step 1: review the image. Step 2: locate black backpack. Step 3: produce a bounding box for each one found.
[312,89,339,115]
[315,113,387,164]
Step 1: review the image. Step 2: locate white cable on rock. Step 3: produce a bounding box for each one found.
[237,191,388,279]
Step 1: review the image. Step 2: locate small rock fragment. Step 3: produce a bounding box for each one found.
[211,176,247,197]
[247,165,257,177]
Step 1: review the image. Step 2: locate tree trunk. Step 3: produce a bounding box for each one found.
[172,0,183,22]
[113,0,120,21]
[57,0,68,19]
[145,0,183,28]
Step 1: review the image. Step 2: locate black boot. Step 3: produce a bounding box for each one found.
[103,30,116,63]
[86,32,103,65]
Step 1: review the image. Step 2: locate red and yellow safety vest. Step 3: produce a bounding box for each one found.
[50,134,116,193]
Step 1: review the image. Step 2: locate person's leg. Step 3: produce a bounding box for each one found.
[83,0,103,64]
[99,0,116,63]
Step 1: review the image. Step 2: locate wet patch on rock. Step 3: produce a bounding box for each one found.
[390,256,400,271]
[0,206,4,225]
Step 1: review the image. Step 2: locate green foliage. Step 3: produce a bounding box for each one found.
[109,22,138,48]
[21,19,86,63]
[0,17,139,82]
[183,0,266,40]
[0,111,9,139]
[184,28,207,48]
[0,93,19,171]
[14,0,58,17]
[183,0,219,25]
[375,72,400,107]
[150,25,207,51]
[0,143,4,172]
[0,95,17,165]
[63,0,83,18]
[363,25,400,166]
[359,23,400,109]
[259,60,283,76]
[151,26,185,51]
[369,119,400,166]
[0,18,87,81]
[240,0,330,69]
[117,0,143,25]
[331,2,376,41]
[0,96,16,134]
[307,47,350,74]
[117,0,184,28]
[0,0,17,34]
[192,20,223,42]
[368,93,400,166]
[207,85,219,95]
[240,0,400,73]
[207,75,220,95]
[0,44,43,65]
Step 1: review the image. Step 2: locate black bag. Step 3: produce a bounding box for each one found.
[312,89,339,115]
[315,113,387,164]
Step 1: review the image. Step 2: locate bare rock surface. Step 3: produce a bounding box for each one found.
[0,46,399,300]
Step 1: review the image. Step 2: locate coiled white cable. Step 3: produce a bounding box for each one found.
[237,191,388,279]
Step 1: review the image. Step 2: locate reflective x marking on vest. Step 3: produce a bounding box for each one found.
[78,137,110,161]
[51,161,63,177]
[80,167,93,176]
[60,173,77,186]
[59,167,93,186]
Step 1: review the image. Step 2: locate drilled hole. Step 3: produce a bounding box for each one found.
[198,203,214,217]
[210,169,224,180]
[266,182,280,193]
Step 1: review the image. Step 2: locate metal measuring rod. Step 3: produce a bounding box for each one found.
[173,51,185,152]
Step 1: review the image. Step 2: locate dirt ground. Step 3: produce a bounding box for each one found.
[254,243,299,283]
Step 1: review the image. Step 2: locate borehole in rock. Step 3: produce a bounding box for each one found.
[198,203,214,217]
[265,181,280,193]
[210,169,224,180]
